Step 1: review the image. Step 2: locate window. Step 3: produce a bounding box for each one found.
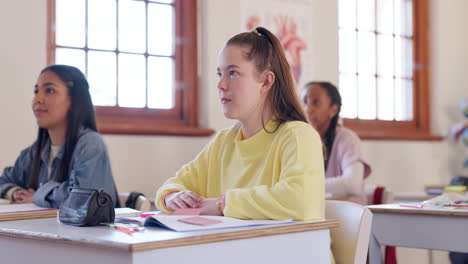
[47,0,213,136]
[338,0,436,140]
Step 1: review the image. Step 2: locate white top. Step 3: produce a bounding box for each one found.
[47,145,61,181]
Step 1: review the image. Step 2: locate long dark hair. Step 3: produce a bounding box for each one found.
[303,81,342,169]
[28,65,97,189]
[226,27,308,132]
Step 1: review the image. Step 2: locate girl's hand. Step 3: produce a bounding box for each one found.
[13,188,35,203]
[200,197,223,216]
[165,190,203,211]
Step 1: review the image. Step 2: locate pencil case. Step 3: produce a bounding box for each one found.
[58,188,115,226]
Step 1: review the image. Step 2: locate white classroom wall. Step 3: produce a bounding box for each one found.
[0,1,467,263]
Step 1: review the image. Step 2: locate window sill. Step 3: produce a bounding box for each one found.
[343,119,443,141]
[96,116,215,137]
[358,132,443,141]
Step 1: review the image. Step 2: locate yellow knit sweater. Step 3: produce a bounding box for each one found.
[156,120,325,221]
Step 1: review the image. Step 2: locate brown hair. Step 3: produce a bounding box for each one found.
[226,27,308,131]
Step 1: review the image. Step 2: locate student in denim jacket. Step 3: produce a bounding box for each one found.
[0,65,118,208]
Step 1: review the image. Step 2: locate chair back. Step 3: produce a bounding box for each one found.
[365,185,394,205]
[325,200,373,264]
[364,185,397,263]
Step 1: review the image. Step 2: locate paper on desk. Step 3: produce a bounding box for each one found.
[422,192,468,209]
[0,203,56,215]
[115,207,141,217]
[144,214,293,232]
[178,216,223,226]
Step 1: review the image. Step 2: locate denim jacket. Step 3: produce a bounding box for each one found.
[0,128,118,208]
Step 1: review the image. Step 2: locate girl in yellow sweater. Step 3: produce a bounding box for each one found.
[156,27,325,221]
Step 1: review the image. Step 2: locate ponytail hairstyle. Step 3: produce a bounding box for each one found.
[226,27,308,132]
[28,65,97,189]
[303,81,342,169]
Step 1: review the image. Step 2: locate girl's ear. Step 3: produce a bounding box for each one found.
[260,71,275,95]
[329,104,339,119]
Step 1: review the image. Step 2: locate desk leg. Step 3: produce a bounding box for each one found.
[369,233,383,264]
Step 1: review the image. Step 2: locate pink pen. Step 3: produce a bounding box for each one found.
[139,213,156,218]
[399,203,423,209]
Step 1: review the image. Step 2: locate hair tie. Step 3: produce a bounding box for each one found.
[252,29,262,37]
[252,28,273,45]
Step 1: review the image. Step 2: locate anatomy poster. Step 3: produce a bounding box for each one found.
[240,0,313,88]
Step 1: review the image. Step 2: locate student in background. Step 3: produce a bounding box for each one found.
[0,65,118,208]
[155,27,325,222]
[301,81,371,205]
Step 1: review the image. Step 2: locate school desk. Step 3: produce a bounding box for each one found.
[367,204,468,264]
[0,217,338,264]
[393,192,435,203]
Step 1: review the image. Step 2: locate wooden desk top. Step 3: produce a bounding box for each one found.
[0,217,339,252]
[368,204,468,217]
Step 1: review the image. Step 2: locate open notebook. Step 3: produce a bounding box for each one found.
[143,214,293,232]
